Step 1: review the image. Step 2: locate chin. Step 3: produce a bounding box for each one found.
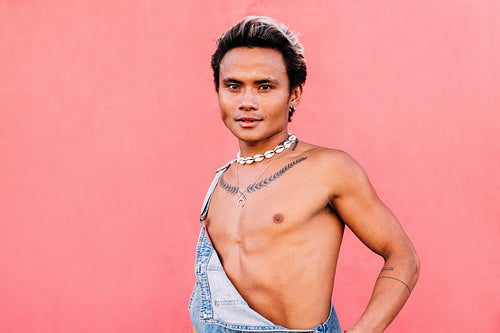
[226,124,253,139]
[234,132,259,142]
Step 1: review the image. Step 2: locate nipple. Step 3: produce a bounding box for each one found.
[273,214,284,224]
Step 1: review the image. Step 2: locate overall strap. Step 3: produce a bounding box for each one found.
[200,160,235,223]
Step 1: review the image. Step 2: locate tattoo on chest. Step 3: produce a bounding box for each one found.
[219,156,308,196]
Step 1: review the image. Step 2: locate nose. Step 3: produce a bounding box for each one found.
[238,88,258,111]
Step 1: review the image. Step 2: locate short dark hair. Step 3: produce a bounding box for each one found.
[211,16,307,94]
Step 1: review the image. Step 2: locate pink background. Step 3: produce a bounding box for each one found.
[1,1,499,332]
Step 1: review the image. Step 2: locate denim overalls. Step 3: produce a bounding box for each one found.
[189,161,343,333]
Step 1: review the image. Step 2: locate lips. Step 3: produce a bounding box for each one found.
[235,116,262,128]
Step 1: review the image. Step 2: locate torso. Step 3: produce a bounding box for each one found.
[206,143,345,329]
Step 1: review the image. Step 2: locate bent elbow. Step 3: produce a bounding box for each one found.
[413,251,420,281]
[408,248,420,289]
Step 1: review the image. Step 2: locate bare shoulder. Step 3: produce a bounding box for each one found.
[297,142,370,197]
[298,142,364,177]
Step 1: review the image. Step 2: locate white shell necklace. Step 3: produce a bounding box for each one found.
[236,134,297,165]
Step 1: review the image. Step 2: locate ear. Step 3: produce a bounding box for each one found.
[289,84,303,107]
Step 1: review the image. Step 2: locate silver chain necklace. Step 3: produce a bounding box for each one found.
[235,152,281,207]
[236,134,296,165]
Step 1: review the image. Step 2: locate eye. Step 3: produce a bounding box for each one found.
[226,84,239,90]
[259,84,273,90]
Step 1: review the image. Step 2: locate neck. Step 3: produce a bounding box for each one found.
[238,131,290,157]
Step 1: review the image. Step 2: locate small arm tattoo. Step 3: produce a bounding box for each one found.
[381,266,395,272]
[377,276,411,294]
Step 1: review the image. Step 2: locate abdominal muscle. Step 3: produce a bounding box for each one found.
[207,209,344,330]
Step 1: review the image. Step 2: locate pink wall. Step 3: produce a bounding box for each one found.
[1,1,498,332]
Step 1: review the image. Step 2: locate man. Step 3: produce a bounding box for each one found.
[189,16,419,333]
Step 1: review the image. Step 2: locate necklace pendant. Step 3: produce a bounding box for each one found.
[237,196,246,207]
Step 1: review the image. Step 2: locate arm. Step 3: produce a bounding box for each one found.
[328,151,420,333]
[191,325,198,333]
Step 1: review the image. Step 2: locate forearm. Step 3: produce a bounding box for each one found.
[346,251,420,333]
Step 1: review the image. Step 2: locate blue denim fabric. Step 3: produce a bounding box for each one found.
[189,162,342,333]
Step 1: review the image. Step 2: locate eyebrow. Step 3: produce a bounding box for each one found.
[256,78,280,85]
[221,77,280,85]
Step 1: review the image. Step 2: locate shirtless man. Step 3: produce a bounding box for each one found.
[189,16,419,333]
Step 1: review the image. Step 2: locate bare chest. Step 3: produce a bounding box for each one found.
[205,168,331,254]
